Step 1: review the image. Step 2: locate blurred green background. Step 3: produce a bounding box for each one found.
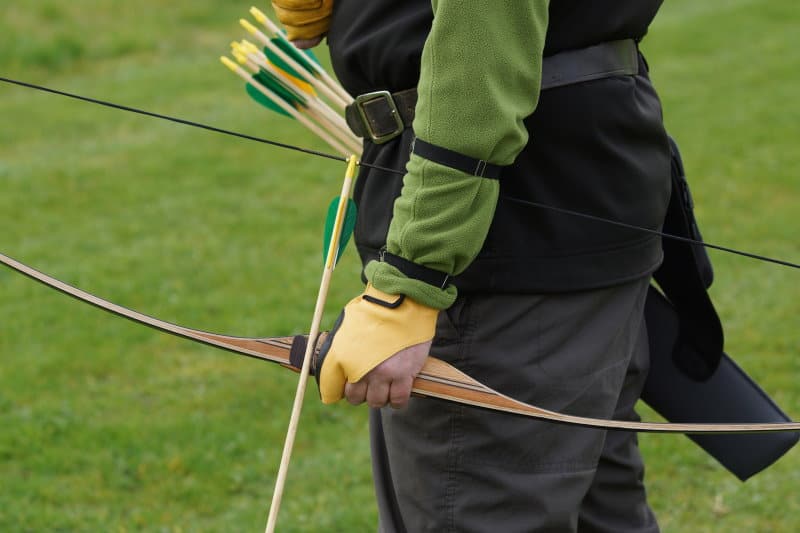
[0,1,798,531]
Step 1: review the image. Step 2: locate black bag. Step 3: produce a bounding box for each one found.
[641,137,798,481]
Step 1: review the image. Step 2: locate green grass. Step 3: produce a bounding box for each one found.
[1,1,798,531]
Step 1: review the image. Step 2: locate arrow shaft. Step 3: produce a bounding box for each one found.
[264,155,359,533]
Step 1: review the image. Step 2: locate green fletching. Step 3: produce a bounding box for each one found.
[255,71,305,106]
[266,37,320,81]
[244,70,306,117]
[245,83,291,117]
[323,197,358,266]
[276,37,320,69]
[301,46,320,67]
[274,32,321,68]
[264,44,303,81]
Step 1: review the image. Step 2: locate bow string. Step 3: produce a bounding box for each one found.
[1,76,797,271]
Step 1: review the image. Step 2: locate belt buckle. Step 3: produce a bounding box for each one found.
[354,90,405,144]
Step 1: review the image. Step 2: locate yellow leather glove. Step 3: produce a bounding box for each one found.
[271,0,334,42]
[315,284,439,404]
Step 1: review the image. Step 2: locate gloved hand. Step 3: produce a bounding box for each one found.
[271,0,333,48]
[316,284,439,408]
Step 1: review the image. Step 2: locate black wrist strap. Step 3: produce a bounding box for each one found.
[380,250,450,289]
[411,138,505,180]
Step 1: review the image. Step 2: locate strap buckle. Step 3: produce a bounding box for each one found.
[354,90,405,144]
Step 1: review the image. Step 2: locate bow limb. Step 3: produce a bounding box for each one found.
[413,359,800,434]
[2,250,799,434]
[0,251,299,369]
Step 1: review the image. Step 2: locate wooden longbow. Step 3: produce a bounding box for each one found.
[2,250,798,434]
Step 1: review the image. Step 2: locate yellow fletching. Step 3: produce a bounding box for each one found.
[271,62,315,96]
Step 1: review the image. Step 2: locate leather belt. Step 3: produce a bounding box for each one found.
[345,38,639,144]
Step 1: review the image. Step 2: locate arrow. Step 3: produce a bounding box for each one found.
[239,17,350,111]
[220,55,356,156]
[248,6,354,105]
[264,155,359,532]
[230,39,360,153]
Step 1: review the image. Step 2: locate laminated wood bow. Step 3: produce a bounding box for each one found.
[2,250,799,435]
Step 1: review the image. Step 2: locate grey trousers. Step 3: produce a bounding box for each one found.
[371,278,659,533]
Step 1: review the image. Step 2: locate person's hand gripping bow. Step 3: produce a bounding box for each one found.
[316,284,439,408]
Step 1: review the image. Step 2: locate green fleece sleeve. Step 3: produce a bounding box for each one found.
[366,0,550,309]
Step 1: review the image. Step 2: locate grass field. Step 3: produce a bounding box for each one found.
[1,1,798,531]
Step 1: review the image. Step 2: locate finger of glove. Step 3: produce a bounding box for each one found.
[281,18,331,41]
[273,0,325,9]
[319,358,347,404]
[272,0,332,41]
